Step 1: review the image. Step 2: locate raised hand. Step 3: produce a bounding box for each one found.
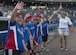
[53,3,62,14]
[15,1,25,10]
[59,3,62,10]
[11,1,25,22]
[44,10,47,15]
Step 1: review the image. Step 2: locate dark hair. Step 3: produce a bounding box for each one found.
[16,12,25,18]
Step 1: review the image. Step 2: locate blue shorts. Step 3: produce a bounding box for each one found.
[38,35,42,44]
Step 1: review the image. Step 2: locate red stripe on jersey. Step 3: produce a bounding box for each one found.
[5,29,16,50]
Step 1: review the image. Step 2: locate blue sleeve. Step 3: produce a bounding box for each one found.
[46,19,49,24]
[10,21,16,26]
[7,21,16,37]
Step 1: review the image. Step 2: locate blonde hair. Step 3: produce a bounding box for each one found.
[61,12,68,16]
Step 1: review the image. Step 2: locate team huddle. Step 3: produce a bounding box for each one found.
[4,1,71,55]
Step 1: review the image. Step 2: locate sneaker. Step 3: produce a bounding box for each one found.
[40,52,43,55]
[64,48,68,51]
[42,48,46,52]
[45,47,50,52]
[46,48,50,52]
[36,52,40,55]
[32,52,36,55]
[60,47,64,51]
[38,51,43,55]
[43,47,50,52]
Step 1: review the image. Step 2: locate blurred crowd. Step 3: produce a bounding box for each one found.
[0,3,76,23]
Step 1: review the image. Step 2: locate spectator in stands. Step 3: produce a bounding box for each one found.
[0,8,3,16]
